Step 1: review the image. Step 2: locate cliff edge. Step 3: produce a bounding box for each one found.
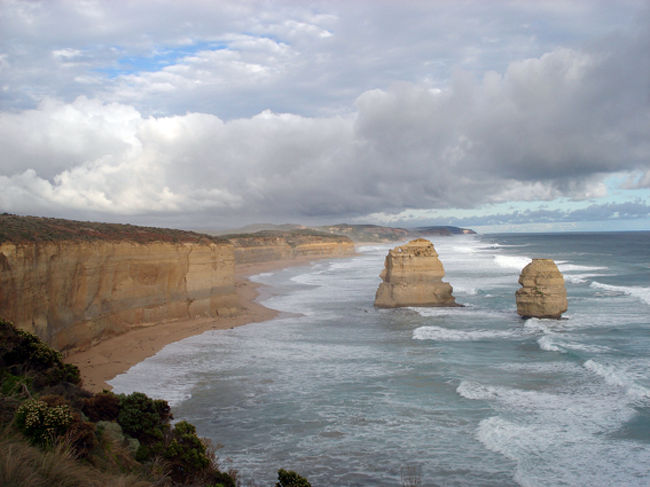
[374,238,458,308]
[225,229,355,264]
[0,214,238,351]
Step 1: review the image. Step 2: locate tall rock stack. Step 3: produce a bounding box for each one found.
[374,238,458,308]
[516,259,568,319]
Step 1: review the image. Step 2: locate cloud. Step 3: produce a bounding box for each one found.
[1,27,648,226]
[0,1,648,228]
[414,200,650,228]
[2,1,646,117]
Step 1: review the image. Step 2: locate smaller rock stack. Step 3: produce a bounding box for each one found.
[516,259,568,319]
[374,238,458,308]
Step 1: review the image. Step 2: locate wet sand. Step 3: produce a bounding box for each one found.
[66,257,321,392]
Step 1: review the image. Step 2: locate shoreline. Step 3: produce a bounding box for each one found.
[66,256,331,393]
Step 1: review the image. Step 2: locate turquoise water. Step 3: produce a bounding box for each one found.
[110,232,650,486]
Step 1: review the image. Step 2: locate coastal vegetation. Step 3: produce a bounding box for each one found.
[0,318,310,487]
[0,213,227,244]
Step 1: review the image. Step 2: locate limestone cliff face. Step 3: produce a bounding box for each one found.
[374,238,458,308]
[0,240,237,351]
[516,259,568,319]
[227,232,355,264]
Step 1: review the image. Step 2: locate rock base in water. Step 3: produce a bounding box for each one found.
[374,238,458,308]
[516,258,568,319]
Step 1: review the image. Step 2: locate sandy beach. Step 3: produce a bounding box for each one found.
[66,257,321,392]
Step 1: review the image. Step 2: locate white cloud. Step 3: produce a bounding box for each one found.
[0,28,647,225]
[0,0,648,228]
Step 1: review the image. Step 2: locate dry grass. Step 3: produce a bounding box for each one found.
[0,430,153,487]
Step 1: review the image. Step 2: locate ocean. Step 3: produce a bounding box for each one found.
[109,232,650,487]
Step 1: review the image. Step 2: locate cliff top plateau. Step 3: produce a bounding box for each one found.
[215,222,475,242]
[0,213,227,245]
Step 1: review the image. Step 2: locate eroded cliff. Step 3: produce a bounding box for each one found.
[225,230,355,264]
[0,215,238,351]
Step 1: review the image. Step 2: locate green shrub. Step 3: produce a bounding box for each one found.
[0,320,80,389]
[117,392,170,445]
[0,370,32,396]
[28,340,63,369]
[276,468,312,487]
[163,421,210,482]
[14,398,72,445]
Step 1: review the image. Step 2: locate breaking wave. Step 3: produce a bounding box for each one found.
[493,254,531,270]
[589,281,650,305]
[583,360,650,401]
[413,325,520,341]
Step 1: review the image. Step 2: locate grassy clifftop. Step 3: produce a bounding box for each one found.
[0,214,227,245]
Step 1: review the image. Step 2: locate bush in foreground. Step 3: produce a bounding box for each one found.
[14,397,72,445]
[276,469,312,487]
[1,318,312,486]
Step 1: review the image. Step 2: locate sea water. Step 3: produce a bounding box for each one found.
[109,232,650,486]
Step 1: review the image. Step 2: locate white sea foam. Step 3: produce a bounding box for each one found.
[537,336,611,354]
[456,381,501,401]
[451,245,478,254]
[450,283,478,295]
[563,272,606,284]
[467,371,647,486]
[590,281,650,305]
[410,306,514,320]
[559,341,611,353]
[537,335,562,352]
[493,254,531,270]
[108,338,210,406]
[476,415,649,487]
[290,271,325,285]
[457,381,572,408]
[557,263,608,273]
[248,272,275,283]
[522,317,570,334]
[583,360,650,401]
[413,325,519,341]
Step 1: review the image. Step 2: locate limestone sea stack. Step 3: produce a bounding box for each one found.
[374,238,458,308]
[516,259,568,319]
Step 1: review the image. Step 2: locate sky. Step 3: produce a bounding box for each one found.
[0,0,649,233]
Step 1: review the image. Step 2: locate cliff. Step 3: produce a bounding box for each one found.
[224,230,355,264]
[0,215,238,351]
[515,258,568,319]
[374,238,458,308]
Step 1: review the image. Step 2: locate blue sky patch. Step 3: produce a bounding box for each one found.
[97,41,228,78]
